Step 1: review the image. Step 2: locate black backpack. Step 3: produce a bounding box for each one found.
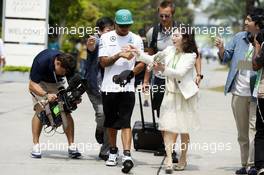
[149,21,178,54]
[149,24,160,54]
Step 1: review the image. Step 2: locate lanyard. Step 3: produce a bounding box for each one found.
[171,53,181,69]
[245,45,254,61]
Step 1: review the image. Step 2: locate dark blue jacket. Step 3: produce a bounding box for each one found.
[30,49,63,83]
[84,36,103,96]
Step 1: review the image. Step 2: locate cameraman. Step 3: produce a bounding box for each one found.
[29,49,81,159]
[253,29,264,175]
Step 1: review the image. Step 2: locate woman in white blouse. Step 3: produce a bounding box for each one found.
[129,28,200,174]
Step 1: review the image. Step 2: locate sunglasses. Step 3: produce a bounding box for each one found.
[159,14,171,19]
[118,24,131,28]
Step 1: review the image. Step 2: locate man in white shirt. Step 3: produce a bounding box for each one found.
[98,9,144,174]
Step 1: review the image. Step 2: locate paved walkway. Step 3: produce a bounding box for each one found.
[0,60,242,175]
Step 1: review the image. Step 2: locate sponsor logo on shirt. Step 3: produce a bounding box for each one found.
[110,36,116,42]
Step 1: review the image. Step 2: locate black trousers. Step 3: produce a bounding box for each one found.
[255,98,264,170]
[152,76,165,118]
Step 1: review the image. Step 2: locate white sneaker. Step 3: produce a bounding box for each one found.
[31,144,41,158]
[106,152,118,166]
[122,155,134,173]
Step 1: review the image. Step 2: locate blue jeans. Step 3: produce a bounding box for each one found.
[79,60,87,79]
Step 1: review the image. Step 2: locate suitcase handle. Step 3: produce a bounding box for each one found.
[149,88,157,129]
[138,91,145,129]
[138,89,157,130]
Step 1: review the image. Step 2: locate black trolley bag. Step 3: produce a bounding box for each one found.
[132,89,164,151]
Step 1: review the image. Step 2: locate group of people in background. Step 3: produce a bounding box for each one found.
[27,0,264,174]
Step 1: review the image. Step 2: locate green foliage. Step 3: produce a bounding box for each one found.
[49,0,101,51]
[49,0,201,52]
[92,0,154,32]
[61,38,75,53]
[2,66,31,72]
[205,0,246,28]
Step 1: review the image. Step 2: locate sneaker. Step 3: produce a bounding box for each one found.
[95,129,104,144]
[68,144,82,159]
[31,143,41,158]
[122,155,134,173]
[236,167,247,174]
[248,167,258,175]
[106,152,118,166]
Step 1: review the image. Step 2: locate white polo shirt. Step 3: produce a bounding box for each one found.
[99,31,144,93]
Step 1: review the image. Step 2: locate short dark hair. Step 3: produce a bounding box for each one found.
[96,17,114,32]
[56,53,76,74]
[158,0,175,14]
[249,7,264,29]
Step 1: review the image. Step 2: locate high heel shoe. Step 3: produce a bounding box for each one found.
[174,161,187,171]
[165,166,173,174]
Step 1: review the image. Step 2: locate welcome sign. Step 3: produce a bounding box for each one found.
[2,0,49,66]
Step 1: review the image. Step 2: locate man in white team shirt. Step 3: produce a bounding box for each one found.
[98,9,144,173]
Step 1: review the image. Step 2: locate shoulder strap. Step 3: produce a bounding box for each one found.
[149,24,160,54]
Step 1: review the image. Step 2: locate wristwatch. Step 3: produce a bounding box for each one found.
[197,74,204,79]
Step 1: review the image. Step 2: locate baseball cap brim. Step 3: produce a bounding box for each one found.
[115,20,134,25]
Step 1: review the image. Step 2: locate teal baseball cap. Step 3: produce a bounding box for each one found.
[115,9,134,25]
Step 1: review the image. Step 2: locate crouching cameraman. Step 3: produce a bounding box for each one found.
[253,29,264,175]
[29,49,81,159]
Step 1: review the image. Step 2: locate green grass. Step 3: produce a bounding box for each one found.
[2,65,31,72]
[207,85,225,92]
[214,66,228,72]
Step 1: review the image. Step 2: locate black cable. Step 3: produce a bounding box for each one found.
[43,126,56,137]
[157,155,166,175]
